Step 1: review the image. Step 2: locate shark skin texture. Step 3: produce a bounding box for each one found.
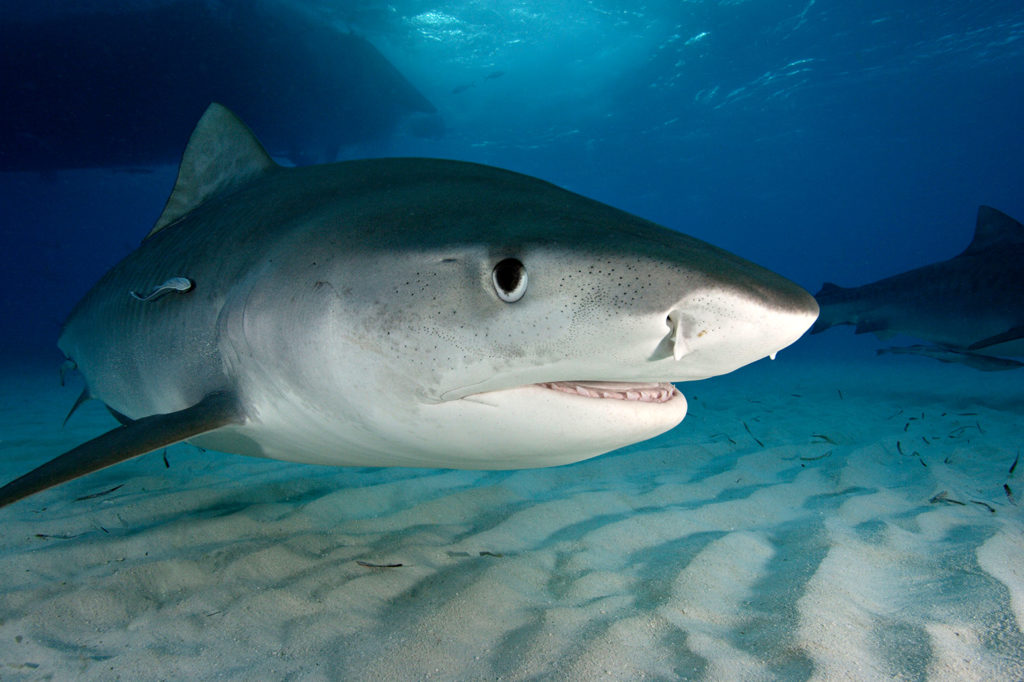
[0,104,818,508]
[813,206,1024,370]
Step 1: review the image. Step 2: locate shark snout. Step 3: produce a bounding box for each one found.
[660,284,819,378]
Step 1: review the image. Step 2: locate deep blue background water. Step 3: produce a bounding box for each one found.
[2,0,1023,362]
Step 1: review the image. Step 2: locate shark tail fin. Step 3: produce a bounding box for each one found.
[0,391,242,509]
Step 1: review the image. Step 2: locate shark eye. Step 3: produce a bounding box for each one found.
[492,258,528,303]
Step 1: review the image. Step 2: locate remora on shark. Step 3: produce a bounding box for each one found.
[812,206,1024,370]
[0,104,818,508]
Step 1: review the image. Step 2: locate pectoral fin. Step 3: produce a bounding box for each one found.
[968,325,1024,351]
[854,319,894,339]
[0,391,243,509]
[62,388,92,427]
[878,344,1024,371]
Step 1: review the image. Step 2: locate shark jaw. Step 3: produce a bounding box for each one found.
[190,381,690,472]
[418,381,691,469]
[538,381,678,403]
[460,381,681,407]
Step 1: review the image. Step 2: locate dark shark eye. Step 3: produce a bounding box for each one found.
[492,258,527,303]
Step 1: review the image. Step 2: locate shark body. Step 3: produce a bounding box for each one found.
[812,206,1024,368]
[0,104,817,508]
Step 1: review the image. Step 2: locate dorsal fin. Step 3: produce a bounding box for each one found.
[815,282,845,297]
[148,103,277,238]
[960,206,1024,256]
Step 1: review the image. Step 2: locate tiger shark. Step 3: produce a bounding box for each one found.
[812,205,1024,369]
[0,103,818,508]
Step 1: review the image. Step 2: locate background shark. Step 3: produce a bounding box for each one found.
[0,104,818,508]
[812,205,1024,369]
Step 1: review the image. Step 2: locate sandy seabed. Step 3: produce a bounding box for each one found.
[0,352,1022,680]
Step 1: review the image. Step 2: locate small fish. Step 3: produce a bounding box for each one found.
[130,277,194,302]
[743,421,764,448]
[970,500,996,513]
[930,490,965,506]
[74,483,124,501]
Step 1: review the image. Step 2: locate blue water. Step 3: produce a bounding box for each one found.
[2,4,1024,677]
[2,0,1022,362]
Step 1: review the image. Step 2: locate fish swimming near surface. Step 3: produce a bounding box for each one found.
[0,103,818,508]
[812,206,1024,370]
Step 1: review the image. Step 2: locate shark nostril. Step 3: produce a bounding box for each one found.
[665,310,692,361]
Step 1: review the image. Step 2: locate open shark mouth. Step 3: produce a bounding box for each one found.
[538,381,679,403]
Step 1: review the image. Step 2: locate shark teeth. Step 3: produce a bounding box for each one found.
[538,381,677,403]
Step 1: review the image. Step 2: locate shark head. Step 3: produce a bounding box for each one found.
[208,156,819,469]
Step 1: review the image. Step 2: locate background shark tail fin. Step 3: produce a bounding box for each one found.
[0,391,242,509]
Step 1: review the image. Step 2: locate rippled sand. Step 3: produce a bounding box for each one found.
[1,353,1022,680]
